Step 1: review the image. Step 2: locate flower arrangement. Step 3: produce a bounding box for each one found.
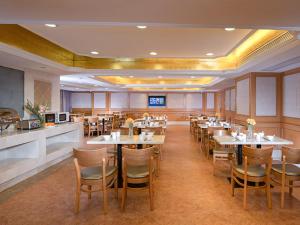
[143,112,149,118]
[125,118,134,126]
[24,100,48,126]
[246,118,256,126]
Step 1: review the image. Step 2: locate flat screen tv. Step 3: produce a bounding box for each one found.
[148,96,166,107]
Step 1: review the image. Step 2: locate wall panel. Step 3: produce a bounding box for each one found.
[256,77,276,116]
[94,93,106,108]
[71,92,91,108]
[129,93,147,108]
[110,93,128,109]
[236,78,249,115]
[206,93,215,109]
[167,93,185,108]
[283,73,300,118]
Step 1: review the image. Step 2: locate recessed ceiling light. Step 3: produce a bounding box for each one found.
[158,76,163,79]
[137,25,147,29]
[60,84,64,87]
[105,88,108,90]
[75,88,79,90]
[45,24,57,28]
[225,27,235,31]
[206,53,214,56]
[191,76,196,79]
[94,84,98,87]
[90,75,95,78]
[90,51,99,55]
[150,52,157,56]
[129,75,134,78]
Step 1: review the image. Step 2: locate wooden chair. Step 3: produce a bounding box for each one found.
[142,127,163,175]
[231,146,273,209]
[271,146,300,208]
[87,117,100,137]
[73,148,118,214]
[200,127,209,156]
[121,146,155,211]
[212,129,235,176]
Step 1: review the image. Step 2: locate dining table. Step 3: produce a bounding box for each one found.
[87,134,165,187]
[213,135,294,165]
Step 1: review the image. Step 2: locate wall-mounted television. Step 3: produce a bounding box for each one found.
[148,96,166,107]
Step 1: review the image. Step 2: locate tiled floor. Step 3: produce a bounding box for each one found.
[0,125,299,225]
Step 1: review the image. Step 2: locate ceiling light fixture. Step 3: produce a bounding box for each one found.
[137,25,147,29]
[225,27,236,31]
[190,76,196,79]
[90,75,95,78]
[129,75,134,78]
[45,24,57,28]
[150,52,157,56]
[158,76,163,79]
[90,51,99,55]
[206,52,214,56]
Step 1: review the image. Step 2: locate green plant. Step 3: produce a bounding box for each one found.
[24,100,48,125]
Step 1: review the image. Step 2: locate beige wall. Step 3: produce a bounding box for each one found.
[71,91,217,120]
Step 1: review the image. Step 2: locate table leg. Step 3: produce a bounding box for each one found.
[117,144,123,188]
[137,127,142,149]
[102,118,105,134]
[256,144,261,148]
[237,144,243,165]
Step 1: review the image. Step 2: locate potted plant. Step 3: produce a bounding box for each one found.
[24,100,48,127]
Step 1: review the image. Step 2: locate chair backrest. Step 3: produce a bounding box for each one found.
[213,129,228,137]
[120,127,129,135]
[73,116,84,123]
[143,127,162,135]
[88,117,98,124]
[122,146,154,167]
[281,146,300,164]
[243,146,273,166]
[73,148,107,167]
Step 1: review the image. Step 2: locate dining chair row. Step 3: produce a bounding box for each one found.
[73,146,158,214]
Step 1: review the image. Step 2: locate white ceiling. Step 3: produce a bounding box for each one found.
[23,25,252,58]
[1,0,300,29]
[1,0,300,92]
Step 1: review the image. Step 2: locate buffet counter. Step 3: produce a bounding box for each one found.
[0,122,83,191]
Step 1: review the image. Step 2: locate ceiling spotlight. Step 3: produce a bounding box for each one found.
[75,88,79,90]
[150,52,157,56]
[129,75,134,78]
[206,52,214,56]
[105,88,108,90]
[190,76,196,79]
[90,75,95,78]
[45,24,57,28]
[94,84,98,87]
[137,25,147,29]
[225,27,236,31]
[158,76,163,79]
[90,51,99,55]
[60,84,64,87]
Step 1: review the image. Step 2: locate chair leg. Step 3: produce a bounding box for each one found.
[114,176,118,199]
[121,179,127,212]
[88,185,92,200]
[281,174,286,208]
[149,179,154,211]
[289,180,293,196]
[231,174,235,196]
[243,179,247,209]
[266,179,272,209]
[213,155,216,176]
[75,186,81,213]
[102,183,108,214]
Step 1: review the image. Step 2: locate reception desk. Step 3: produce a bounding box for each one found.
[0,122,83,191]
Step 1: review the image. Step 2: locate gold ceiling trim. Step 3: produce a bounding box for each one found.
[130,87,203,91]
[0,25,293,71]
[97,76,215,85]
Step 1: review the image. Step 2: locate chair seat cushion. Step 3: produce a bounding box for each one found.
[272,164,300,176]
[234,165,266,177]
[81,166,116,180]
[213,147,234,154]
[127,165,150,178]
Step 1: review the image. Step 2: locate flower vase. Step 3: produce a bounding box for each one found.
[247,125,254,139]
[128,123,134,137]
